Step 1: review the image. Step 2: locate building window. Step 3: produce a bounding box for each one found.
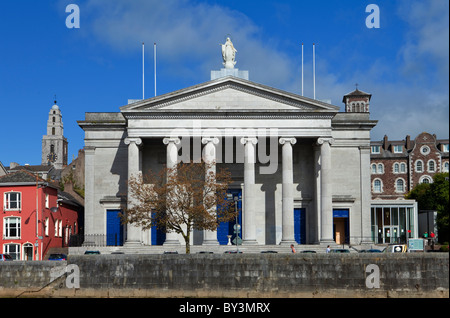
[373,179,383,193]
[396,179,405,193]
[400,163,406,173]
[421,146,430,155]
[428,160,436,172]
[420,176,432,184]
[45,217,49,236]
[415,160,423,172]
[393,145,403,153]
[3,217,21,239]
[394,163,399,173]
[4,243,20,260]
[371,145,380,154]
[377,164,384,174]
[45,194,49,209]
[442,144,449,152]
[444,162,449,172]
[371,164,377,174]
[3,192,21,211]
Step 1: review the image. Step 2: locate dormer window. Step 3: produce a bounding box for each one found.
[371,145,380,154]
[393,145,402,153]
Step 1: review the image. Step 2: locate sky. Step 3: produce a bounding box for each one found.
[0,0,448,167]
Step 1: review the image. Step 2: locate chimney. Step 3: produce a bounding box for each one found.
[383,135,389,150]
[406,135,411,150]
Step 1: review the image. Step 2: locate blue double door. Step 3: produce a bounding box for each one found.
[217,189,242,245]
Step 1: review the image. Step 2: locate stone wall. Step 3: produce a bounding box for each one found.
[0,253,448,298]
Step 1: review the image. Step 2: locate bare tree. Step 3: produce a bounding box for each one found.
[123,161,236,253]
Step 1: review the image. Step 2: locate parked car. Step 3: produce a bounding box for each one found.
[0,254,13,261]
[359,249,382,253]
[383,244,407,253]
[48,253,67,260]
[330,249,350,253]
[84,250,101,255]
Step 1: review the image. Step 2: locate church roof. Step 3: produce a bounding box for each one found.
[342,89,372,103]
[120,75,340,114]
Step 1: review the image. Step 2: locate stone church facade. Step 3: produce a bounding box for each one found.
[78,71,379,247]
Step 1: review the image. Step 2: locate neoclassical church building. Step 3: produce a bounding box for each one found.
[78,41,378,247]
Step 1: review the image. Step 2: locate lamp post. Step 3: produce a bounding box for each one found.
[233,196,241,253]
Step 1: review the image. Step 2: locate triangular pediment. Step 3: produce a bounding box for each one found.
[120,76,339,113]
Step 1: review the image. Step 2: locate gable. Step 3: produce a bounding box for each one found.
[120,76,339,113]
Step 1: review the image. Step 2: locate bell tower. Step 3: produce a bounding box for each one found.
[343,85,372,113]
[41,100,68,169]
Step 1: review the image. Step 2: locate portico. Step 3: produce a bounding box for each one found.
[78,71,376,248]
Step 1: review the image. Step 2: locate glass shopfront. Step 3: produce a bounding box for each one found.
[371,204,416,244]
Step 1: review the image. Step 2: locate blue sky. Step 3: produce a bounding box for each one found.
[0,0,448,166]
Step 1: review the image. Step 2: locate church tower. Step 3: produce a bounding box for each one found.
[41,100,68,169]
[342,86,372,113]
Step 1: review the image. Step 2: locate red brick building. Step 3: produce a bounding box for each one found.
[371,132,449,199]
[1,170,82,260]
[369,132,449,244]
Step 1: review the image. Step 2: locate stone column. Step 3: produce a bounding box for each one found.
[359,146,373,244]
[317,137,334,244]
[279,137,297,245]
[163,137,181,245]
[124,137,142,246]
[240,137,258,245]
[82,146,96,246]
[202,137,220,245]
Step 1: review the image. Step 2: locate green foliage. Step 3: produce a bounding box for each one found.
[406,173,449,243]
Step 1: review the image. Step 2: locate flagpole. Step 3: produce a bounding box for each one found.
[142,42,145,100]
[313,43,316,100]
[301,43,304,96]
[154,42,157,97]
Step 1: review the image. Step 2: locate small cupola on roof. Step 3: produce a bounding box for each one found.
[343,86,372,113]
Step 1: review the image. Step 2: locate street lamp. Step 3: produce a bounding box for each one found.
[233,196,241,253]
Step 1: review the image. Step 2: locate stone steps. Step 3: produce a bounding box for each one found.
[69,242,355,255]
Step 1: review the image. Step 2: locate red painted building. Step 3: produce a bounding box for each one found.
[1,170,82,260]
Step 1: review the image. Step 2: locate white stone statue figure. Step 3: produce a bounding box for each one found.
[220,37,237,69]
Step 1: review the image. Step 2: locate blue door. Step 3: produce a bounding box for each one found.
[217,189,242,245]
[107,210,123,246]
[294,208,306,244]
[151,211,166,245]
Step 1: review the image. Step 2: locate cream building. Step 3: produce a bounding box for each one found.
[78,44,377,248]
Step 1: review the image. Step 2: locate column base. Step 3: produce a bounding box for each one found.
[241,239,258,245]
[202,240,219,246]
[163,240,181,246]
[279,240,297,246]
[124,240,142,247]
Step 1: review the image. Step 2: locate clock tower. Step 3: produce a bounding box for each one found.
[41,101,68,169]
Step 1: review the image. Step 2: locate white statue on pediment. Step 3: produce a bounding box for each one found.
[220,37,237,69]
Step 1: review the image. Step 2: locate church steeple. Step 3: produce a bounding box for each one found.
[42,100,68,169]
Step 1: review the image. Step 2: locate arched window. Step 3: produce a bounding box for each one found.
[396,179,405,193]
[416,160,423,172]
[377,164,384,174]
[400,163,406,173]
[373,179,382,193]
[394,163,399,173]
[444,162,449,172]
[428,160,435,172]
[371,164,377,174]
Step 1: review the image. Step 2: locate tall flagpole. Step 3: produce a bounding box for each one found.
[154,42,157,97]
[301,43,304,96]
[142,42,145,100]
[313,43,316,100]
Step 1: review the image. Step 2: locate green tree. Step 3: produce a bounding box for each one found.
[406,173,449,243]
